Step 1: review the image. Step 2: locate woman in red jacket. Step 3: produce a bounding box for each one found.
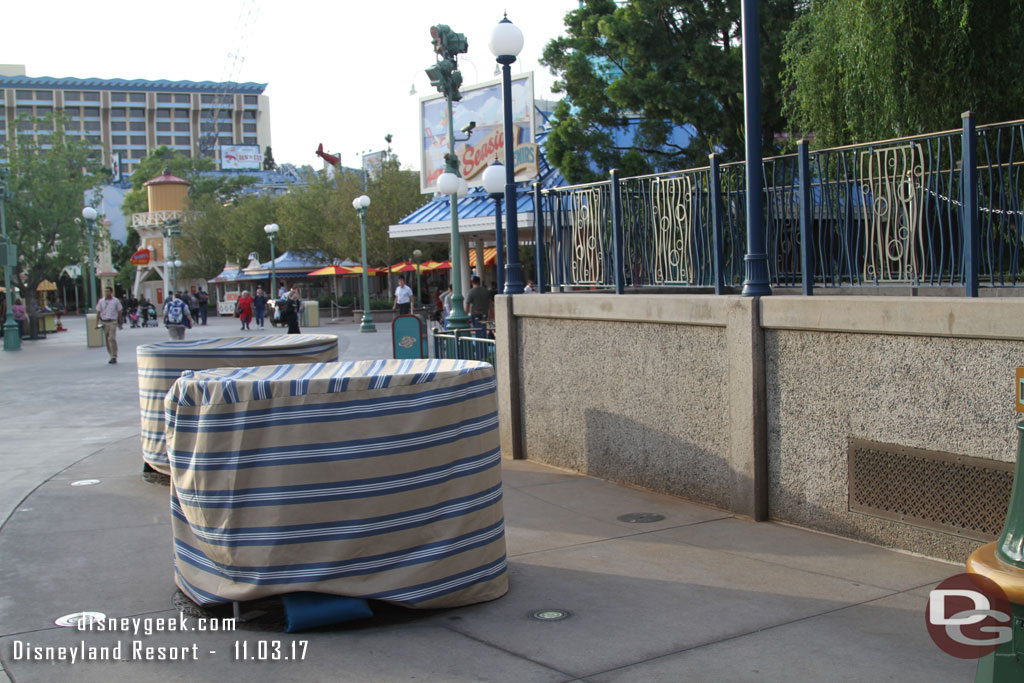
[236,290,254,330]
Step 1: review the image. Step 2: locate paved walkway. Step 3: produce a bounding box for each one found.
[0,314,976,682]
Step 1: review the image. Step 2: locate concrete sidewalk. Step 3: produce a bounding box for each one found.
[0,314,976,682]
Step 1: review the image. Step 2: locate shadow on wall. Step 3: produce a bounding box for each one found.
[582,408,731,511]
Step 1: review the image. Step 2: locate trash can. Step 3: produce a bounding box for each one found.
[301,300,320,328]
[86,313,103,348]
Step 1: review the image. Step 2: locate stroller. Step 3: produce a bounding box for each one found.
[143,303,158,327]
[128,307,140,328]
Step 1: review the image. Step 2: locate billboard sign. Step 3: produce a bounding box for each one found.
[220,145,263,170]
[420,72,536,194]
[362,151,387,182]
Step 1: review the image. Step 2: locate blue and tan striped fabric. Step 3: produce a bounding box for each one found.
[137,335,339,474]
[165,358,507,609]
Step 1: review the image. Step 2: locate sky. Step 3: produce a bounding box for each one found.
[3,0,579,172]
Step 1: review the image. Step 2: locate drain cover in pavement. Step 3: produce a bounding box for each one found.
[530,609,570,621]
[616,512,665,523]
[71,479,101,487]
[55,611,105,627]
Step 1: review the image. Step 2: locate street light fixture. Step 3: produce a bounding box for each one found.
[427,23,473,330]
[489,14,525,294]
[264,223,279,298]
[352,195,376,333]
[81,206,99,312]
[482,161,506,292]
[0,169,18,350]
[171,258,183,294]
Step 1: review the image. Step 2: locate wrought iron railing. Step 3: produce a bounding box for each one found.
[433,330,497,365]
[535,114,1024,295]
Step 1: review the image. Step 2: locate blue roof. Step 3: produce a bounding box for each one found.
[399,127,565,226]
[0,75,266,94]
[258,250,333,271]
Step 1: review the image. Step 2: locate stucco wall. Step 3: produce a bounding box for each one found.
[517,316,731,508]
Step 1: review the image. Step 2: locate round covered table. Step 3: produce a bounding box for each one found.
[137,334,339,474]
[165,358,507,609]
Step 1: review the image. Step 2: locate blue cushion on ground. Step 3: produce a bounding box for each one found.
[280,592,373,632]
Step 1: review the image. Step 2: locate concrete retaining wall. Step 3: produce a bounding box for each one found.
[495,293,1024,560]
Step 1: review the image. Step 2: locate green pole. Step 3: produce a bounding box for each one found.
[413,249,423,318]
[85,218,97,313]
[355,196,376,333]
[445,97,470,330]
[1,171,19,351]
[269,235,277,299]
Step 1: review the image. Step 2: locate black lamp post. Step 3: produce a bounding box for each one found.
[489,15,525,294]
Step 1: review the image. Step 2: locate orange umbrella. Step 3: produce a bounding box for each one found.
[468,248,498,267]
[389,261,418,273]
[342,265,382,276]
[308,265,354,276]
[430,260,452,270]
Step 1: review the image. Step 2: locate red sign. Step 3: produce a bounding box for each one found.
[130,249,151,266]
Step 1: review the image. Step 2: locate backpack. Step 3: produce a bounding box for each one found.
[197,290,209,305]
[165,299,185,325]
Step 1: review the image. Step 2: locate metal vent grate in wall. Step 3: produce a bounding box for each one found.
[848,438,1015,541]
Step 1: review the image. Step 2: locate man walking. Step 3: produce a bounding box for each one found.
[163,292,192,340]
[96,286,122,364]
[392,277,413,315]
[464,275,489,333]
[195,286,209,325]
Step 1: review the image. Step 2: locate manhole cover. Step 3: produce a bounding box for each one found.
[530,609,570,622]
[55,611,105,627]
[617,512,665,523]
[71,479,101,487]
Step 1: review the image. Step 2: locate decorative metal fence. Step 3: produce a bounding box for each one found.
[535,114,1024,295]
[433,330,497,365]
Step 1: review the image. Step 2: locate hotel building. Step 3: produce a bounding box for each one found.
[0,64,270,178]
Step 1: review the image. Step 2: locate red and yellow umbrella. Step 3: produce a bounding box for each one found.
[468,248,498,267]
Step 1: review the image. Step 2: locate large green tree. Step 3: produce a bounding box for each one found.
[782,0,1024,146]
[4,116,105,306]
[541,0,798,182]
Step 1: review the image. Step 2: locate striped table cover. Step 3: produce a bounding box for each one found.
[137,335,339,474]
[165,358,507,609]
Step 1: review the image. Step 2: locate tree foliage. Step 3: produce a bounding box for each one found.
[3,116,105,305]
[541,0,797,183]
[782,0,1024,146]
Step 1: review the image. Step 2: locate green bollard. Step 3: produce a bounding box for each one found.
[968,422,1024,682]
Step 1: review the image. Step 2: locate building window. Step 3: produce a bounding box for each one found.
[129,93,145,102]
[112,135,127,144]
[83,92,100,102]
[111,121,126,131]
[15,90,32,99]
[86,135,101,144]
[157,93,172,103]
[200,94,215,104]
[199,122,214,132]
[132,149,147,159]
[129,108,145,119]
[16,106,32,116]
[217,122,232,132]
[157,135,172,145]
[65,107,81,119]
[111,92,127,102]
[64,91,80,101]
[174,122,190,132]
[242,123,257,133]
[155,108,170,118]
[130,135,146,144]
[110,107,126,118]
[243,95,258,104]
[242,110,256,119]
[83,107,99,117]
[129,122,145,131]
[175,136,190,146]
[243,136,257,145]
[174,109,189,119]
[156,122,171,132]
[175,93,190,104]
[218,135,233,145]
[84,120,100,131]
[35,91,53,101]
[35,106,52,115]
